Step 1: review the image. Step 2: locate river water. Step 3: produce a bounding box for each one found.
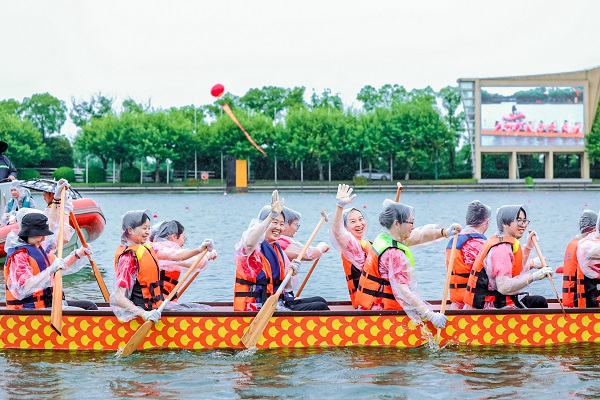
[2,190,600,398]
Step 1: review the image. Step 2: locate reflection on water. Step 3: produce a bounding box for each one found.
[3,344,600,398]
[2,191,600,398]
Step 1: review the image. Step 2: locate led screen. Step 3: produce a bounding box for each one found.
[480,86,584,147]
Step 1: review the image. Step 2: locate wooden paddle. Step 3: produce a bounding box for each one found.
[118,248,209,357]
[50,187,66,335]
[175,249,214,298]
[529,230,567,317]
[240,210,328,349]
[437,232,459,341]
[69,211,110,302]
[294,211,329,298]
[395,182,403,202]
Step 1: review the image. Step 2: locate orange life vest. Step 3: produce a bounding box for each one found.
[355,233,414,310]
[4,245,57,310]
[445,233,486,303]
[562,237,586,308]
[341,239,372,308]
[114,244,164,311]
[160,269,180,300]
[463,235,523,309]
[233,241,286,311]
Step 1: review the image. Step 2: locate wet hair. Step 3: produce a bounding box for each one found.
[379,203,414,229]
[174,220,185,236]
[342,207,364,228]
[496,205,526,233]
[579,210,598,234]
[258,205,286,222]
[466,200,491,227]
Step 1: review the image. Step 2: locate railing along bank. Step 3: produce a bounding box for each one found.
[75,182,600,195]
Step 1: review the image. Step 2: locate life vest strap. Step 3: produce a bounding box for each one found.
[360,270,391,286]
[450,283,468,289]
[452,272,470,278]
[563,276,576,282]
[357,285,396,300]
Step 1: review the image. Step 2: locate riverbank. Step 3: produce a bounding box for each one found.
[73,179,600,195]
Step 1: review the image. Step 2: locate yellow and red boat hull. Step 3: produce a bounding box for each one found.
[0,302,598,351]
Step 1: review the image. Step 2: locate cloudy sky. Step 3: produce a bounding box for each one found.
[1,0,599,136]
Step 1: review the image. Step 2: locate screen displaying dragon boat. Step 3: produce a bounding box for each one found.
[480,86,585,148]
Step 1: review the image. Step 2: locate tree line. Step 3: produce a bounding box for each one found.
[2,86,599,182]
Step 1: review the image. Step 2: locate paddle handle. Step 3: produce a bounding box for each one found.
[529,231,567,317]
[69,212,110,302]
[160,248,209,310]
[294,210,328,262]
[295,259,319,297]
[177,271,199,298]
[437,233,459,341]
[394,182,403,202]
[50,187,66,335]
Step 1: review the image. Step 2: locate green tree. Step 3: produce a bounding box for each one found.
[0,114,47,167]
[438,86,465,174]
[70,93,115,127]
[75,114,124,170]
[240,86,307,118]
[585,101,600,163]
[356,84,408,111]
[0,99,21,116]
[310,89,344,110]
[40,137,73,167]
[19,93,67,140]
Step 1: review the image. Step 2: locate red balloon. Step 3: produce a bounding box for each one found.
[211,84,225,98]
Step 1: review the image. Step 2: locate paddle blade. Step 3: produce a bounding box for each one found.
[240,294,279,349]
[118,320,155,357]
[50,270,63,335]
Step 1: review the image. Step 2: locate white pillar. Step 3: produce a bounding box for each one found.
[166,160,170,184]
[221,152,224,182]
[274,153,278,184]
[112,159,116,183]
[328,160,331,182]
[140,157,143,184]
[301,161,304,182]
[85,155,89,184]
[194,150,197,179]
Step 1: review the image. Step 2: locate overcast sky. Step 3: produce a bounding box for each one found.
[1,0,599,136]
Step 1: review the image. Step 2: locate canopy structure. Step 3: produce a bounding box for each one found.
[18,179,82,199]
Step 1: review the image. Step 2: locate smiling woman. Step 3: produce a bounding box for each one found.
[233,190,329,313]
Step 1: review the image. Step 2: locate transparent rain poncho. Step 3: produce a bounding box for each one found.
[330,207,370,271]
[2,181,37,224]
[234,206,297,302]
[4,209,88,302]
[150,220,216,273]
[576,210,600,279]
[374,202,446,324]
[472,205,535,307]
[112,211,212,322]
[278,206,327,261]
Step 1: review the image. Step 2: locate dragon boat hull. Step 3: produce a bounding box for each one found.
[0,301,597,352]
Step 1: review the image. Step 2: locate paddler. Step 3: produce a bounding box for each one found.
[574,210,600,307]
[233,190,329,311]
[355,200,461,329]
[331,184,372,308]
[4,208,96,310]
[463,205,552,309]
[277,206,330,261]
[445,200,491,309]
[562,210,598,307]
[110,210,216,322]
[149,219,217,305]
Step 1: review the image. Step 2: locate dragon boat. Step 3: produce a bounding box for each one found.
[0,179,105,265]
[0,300,597,352]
